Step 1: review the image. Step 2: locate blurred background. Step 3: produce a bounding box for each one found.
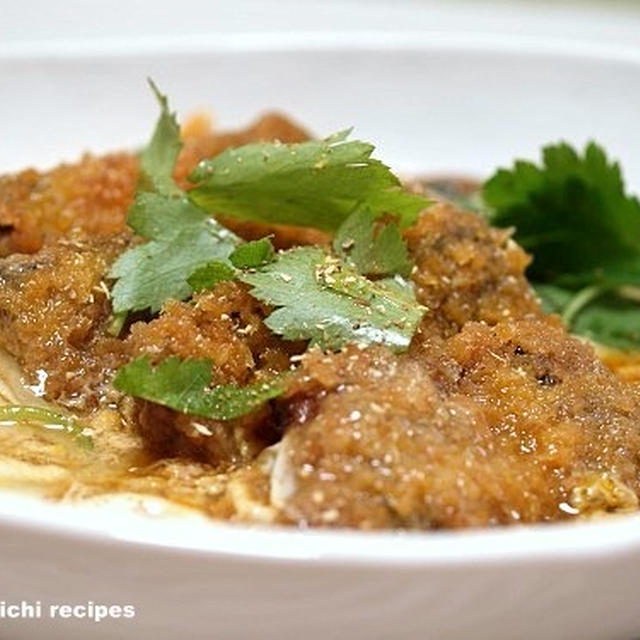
[2,0,640,51]
[2,0,640,183]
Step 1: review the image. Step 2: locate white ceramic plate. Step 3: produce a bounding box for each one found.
[1,25,640,640]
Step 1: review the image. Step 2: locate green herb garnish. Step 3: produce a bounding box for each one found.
[187,261,236,293]
[240,246,425,353]
[0,405,93,449]
[484,142,640,286]
[109,83,240,314]
[113,356,285,421]
[484,141,640,350]
[138,79,183,197]
[109,192,239,313]
[185,239,276,293]
[535,284,640,351]
[229,237,276,269]
[109,83,429,421]
[333,208,412,278]
[188,130,428,232]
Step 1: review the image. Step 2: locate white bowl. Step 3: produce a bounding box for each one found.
[2,24,640,640]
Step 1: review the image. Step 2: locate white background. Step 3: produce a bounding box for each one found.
[1,1,640,51]
[1,1,640,179]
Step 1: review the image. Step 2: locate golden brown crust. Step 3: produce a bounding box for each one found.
[406,203,542,337]
[0,234,130,409]
[275,322,640,529]
[126,282,290,382]
[0,154,138,255]
[125,283,302,468]
[0,111,313,257]
[0,112,315,468]
[0,112,639,529]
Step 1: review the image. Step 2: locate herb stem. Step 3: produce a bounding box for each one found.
[0,405,93,448]
[107,311,127,337]
[561,286,606,328]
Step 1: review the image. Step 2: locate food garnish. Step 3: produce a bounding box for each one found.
[228,237,276,269]
[186,261,236,293]
[484,142,640,349]
[0,405,93,448]
[110,192,239,313]
[109,83,428,418]
[240,247,424,352]
[113,357,285,421]
[188,130,426,232]
[333,208,413,278]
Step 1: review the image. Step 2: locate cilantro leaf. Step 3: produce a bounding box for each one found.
[109,192,239,313]
[333,208,412,277]
[109,84,241,314]
[113,356,285,421]
[229,237,275,269]
[535,284,640,351]
[184,239,276,294]
[483,141,640,350]
[188,130,428,232]
[187,261,236,293]
[139,79,183,196]
[240,247,425,353]
[484,142,640,286]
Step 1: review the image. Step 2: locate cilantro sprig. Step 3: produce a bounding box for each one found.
[113,357,285,421]
[534,284,640,351]
[485,142,640,286]
[110,84,427,316]
[240,247,424,353]
[188,130,428,232]
[110,193,239,313]
[108,82,428,421]
[484,141,640,350]
[109,83,240,314]
[333,208,412,278]
[138,79,183,197]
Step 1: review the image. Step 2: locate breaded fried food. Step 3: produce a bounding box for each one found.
[405,203,542,336]
[0,234,129,409]
[0,112,312,256]
[0,113,313,460]
[273,321,640,529]
[127,282,302,468]
[0,107,639,532]
[0,242,300,466]
[0,154,138,255]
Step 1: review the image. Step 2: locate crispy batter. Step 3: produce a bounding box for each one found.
[0,112,639,529]
[126,281,299,380]
[0,154,138,255]
[0,234,129,410]
[0,112,316,256]
[127,282,302,469]
[275,322,640,529]
[0,112,315,469]
[0,247,299,465]
[406,203,542,336]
